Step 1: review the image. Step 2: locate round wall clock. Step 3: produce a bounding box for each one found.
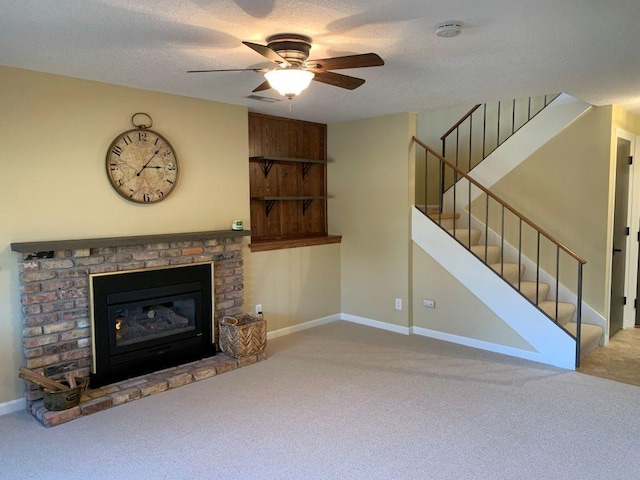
[106,113,179,204]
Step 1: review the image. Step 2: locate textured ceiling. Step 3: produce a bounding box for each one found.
[2,0,640,124]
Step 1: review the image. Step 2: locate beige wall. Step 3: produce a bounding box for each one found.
[613,105,640,134]
[411,245,535,350]
[0,66,340,404]
[243,243,340,331]
[485,107,613,315]
[328,113,415,327]
[415,104,473,206]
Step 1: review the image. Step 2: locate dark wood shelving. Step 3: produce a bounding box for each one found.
[249,156,326,164]
[251,196,328,216]
[250,156,325,178]
[251,196,328,200]
[249,112,335,249]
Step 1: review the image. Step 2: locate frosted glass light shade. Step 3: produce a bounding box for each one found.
[265,69,314,98]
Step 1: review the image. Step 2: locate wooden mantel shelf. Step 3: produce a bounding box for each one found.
[250,235,342,252]
[11,230,251,254]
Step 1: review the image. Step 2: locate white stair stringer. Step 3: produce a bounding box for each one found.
[412,207,577,369]
[443,93,592,214]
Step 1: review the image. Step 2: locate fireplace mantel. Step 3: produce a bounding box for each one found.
[11,229,251,254]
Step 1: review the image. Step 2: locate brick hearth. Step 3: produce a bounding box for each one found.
[12,230,253,427]
[31,350,266,427]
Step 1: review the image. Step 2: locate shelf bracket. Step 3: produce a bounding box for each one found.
[265,199,277,217]
[302,199,314,215]
[302,163,313,178]
[260,159,274,178]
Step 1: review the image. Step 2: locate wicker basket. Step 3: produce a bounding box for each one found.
[219,314,267,358]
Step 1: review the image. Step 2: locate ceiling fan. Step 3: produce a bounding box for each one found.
[188,33,384,98]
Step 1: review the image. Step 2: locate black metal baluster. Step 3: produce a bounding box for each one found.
[501,205,505,276]
[485,194,489,263]
[468,176,471,250]
[424,150,429,217]
[536,232,542,316]
[456,127,460,170]
[576,263,583,367]
[438,155,443,221]
[483,104,487,160]
[556,246,560,318]
[441,138,446,206]
[518,219,522,289]
[453,162,457,237]
[497,101,501,149]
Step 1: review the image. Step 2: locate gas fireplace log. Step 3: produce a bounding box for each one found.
[18,367,69,392]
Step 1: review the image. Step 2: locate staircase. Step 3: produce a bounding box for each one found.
[430,211,603,360]
[441,93,592,214]
[412,95,605,368]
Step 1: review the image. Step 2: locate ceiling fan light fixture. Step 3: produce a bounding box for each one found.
[265,68,314,99]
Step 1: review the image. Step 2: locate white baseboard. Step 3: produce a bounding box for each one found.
[266,314,341,340]
[340,314,411,335]
[0,397,26,417]
[266,312,412,339]
[411,326,552,366]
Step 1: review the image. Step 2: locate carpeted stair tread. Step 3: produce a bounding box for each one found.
[539,300,575,325]
[447,228,481,247]
[427,211,458,230]
[437,209,601,361]
[490,262,525,283]
[515,281,550,304]
[563,322,604,358]
[470,244,501,264]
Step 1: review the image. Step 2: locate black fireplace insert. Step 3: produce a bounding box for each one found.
[90,263,215,387]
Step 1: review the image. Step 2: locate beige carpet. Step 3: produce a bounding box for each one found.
[1,321,639,479]
[579,327,640,386]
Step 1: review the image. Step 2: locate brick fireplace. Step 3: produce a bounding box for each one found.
[12,230,256,426]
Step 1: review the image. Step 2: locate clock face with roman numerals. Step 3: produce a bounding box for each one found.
[106,128,179,204]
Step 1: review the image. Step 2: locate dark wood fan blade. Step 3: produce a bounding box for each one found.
[187,68,265,73]
[252,80,272,92]
[305,53,384,72]
[312,71,365,90]
[242,41,291,67]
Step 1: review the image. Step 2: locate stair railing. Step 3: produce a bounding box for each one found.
[413,136,586,367]
[440,94,560,192]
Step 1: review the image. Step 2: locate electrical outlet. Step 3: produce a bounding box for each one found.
[255,304,263,315]
[422,299,436,308]
[395,298,402,310]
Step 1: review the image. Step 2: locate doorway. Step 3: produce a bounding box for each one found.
[610,136,632,338]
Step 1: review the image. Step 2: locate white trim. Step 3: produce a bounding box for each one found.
[411,326,549,365]
[0,398,26,417]
[340,313,411,335]
[616,129,639,330]
[266,314,340,340]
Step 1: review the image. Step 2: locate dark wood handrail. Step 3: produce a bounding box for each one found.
[440,104,482,140]
[412,136,587,265]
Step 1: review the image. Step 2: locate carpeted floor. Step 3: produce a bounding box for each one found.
[578,326,640,387]
[1,321,639,480]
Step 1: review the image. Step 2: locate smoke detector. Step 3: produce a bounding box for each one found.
[435,21,463,38]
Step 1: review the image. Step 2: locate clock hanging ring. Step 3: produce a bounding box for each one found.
[106,113,179,204]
